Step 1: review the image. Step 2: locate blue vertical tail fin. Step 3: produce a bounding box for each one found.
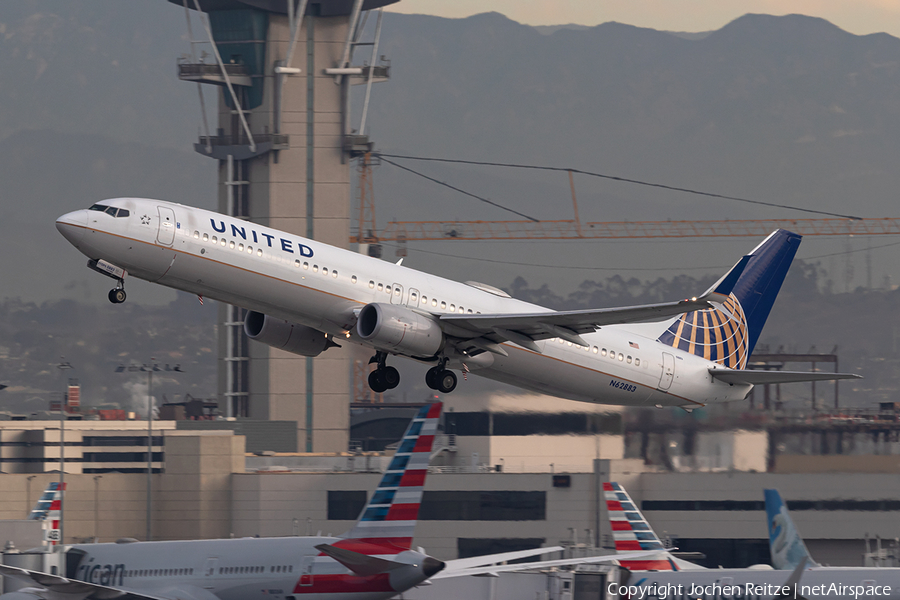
[765,489,818,570]
[731,230,802,353]
[657,230,801,368]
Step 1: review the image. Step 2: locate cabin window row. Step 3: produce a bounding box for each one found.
[294,261,339,279]
[126,567,194,577]
[216,565,290,575]
[554,339,643,367]
[195,231,264,257]
[364,281,477,314]
[191,231,484,315]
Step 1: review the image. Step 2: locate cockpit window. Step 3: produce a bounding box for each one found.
[89,204,129,217]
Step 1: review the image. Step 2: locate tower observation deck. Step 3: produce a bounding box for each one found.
[172,0,396,451]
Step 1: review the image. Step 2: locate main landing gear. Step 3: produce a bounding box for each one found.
[425,358,457,394]
[366,353,459,394]
[368,351,400,394]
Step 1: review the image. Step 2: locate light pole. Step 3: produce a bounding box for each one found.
[115,360,183,541]
[56,358,74,549]
[93,475,102,541]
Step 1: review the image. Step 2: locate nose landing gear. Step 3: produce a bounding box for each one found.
[367,351,400,394]
[88,259,129,304]
[108,285,127,304]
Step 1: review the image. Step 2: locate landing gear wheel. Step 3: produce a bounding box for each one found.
[437,370,457,393]
[368,370,388,393]
[382,366,400,389]
[108,288,126,304]
[425,366,441,390]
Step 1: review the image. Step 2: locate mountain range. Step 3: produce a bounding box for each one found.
[2,4,899,408]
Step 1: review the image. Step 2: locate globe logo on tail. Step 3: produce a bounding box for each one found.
[656,293,749,369]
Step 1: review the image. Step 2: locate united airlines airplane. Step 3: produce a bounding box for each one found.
[55,198,856,407]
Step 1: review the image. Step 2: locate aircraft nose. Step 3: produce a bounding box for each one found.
[56,209,87,246]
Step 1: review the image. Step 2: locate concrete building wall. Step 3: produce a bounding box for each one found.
[231,467,627,561]
[638,472,900,565]
[0,431,244,545]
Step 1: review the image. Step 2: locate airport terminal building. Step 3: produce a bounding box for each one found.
[1,397,899,569]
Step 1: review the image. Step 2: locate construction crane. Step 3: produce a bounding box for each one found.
[349,158,896,300]
[351,158,900,243]
[376,216,900,242]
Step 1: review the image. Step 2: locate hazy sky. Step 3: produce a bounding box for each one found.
[386,1,900,37]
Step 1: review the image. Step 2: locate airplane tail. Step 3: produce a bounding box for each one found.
[27,481,66,521]
[765,489,818,570]
[27,481,66,546]
[657,230,801,368]
[604,482,701,571]
[337,402,442,555]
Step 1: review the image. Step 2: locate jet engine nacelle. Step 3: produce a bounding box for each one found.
[356,303,443,358]
[388,550,445,591]
[244,311,332,357]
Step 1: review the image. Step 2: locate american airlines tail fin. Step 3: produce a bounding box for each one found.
[604,482,703,571]
[765,489,818,570]
[657,230,801,368]
[27,481,66,546]
[27,482,65,521]
[337,403,442,555]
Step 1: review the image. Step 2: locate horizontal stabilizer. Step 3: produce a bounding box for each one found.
[315,543,405,576]
[443,546,563,571]
[710,368,861,385]
[431,548,669,580]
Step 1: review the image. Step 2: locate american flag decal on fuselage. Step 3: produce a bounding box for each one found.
[656,293,749,369]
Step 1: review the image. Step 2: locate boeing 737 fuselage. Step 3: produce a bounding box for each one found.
[56,198,856,408]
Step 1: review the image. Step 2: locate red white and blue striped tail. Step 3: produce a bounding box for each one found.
[28,481,66,546]
[338,403,442,555]
[604,482,678,571]
[28,482,65,521]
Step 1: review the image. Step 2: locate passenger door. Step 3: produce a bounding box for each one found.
[204,557,218,578]
[157,206,176,246]
[658,352,675,391]
[298,555,314,587]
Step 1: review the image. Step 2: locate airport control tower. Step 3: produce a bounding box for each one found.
[173,0,396,451]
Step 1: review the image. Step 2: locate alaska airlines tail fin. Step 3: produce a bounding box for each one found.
[338,403,442,555]
[658,230,801,368]
[765,489,818,570]
[604,482,703,571]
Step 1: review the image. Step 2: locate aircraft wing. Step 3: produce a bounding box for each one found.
[430,549,670,580]
[441,294,721,352]
[0,564,173,600]
[441,546,564,571]
[440,255,751,353]
[709,369,861,385]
